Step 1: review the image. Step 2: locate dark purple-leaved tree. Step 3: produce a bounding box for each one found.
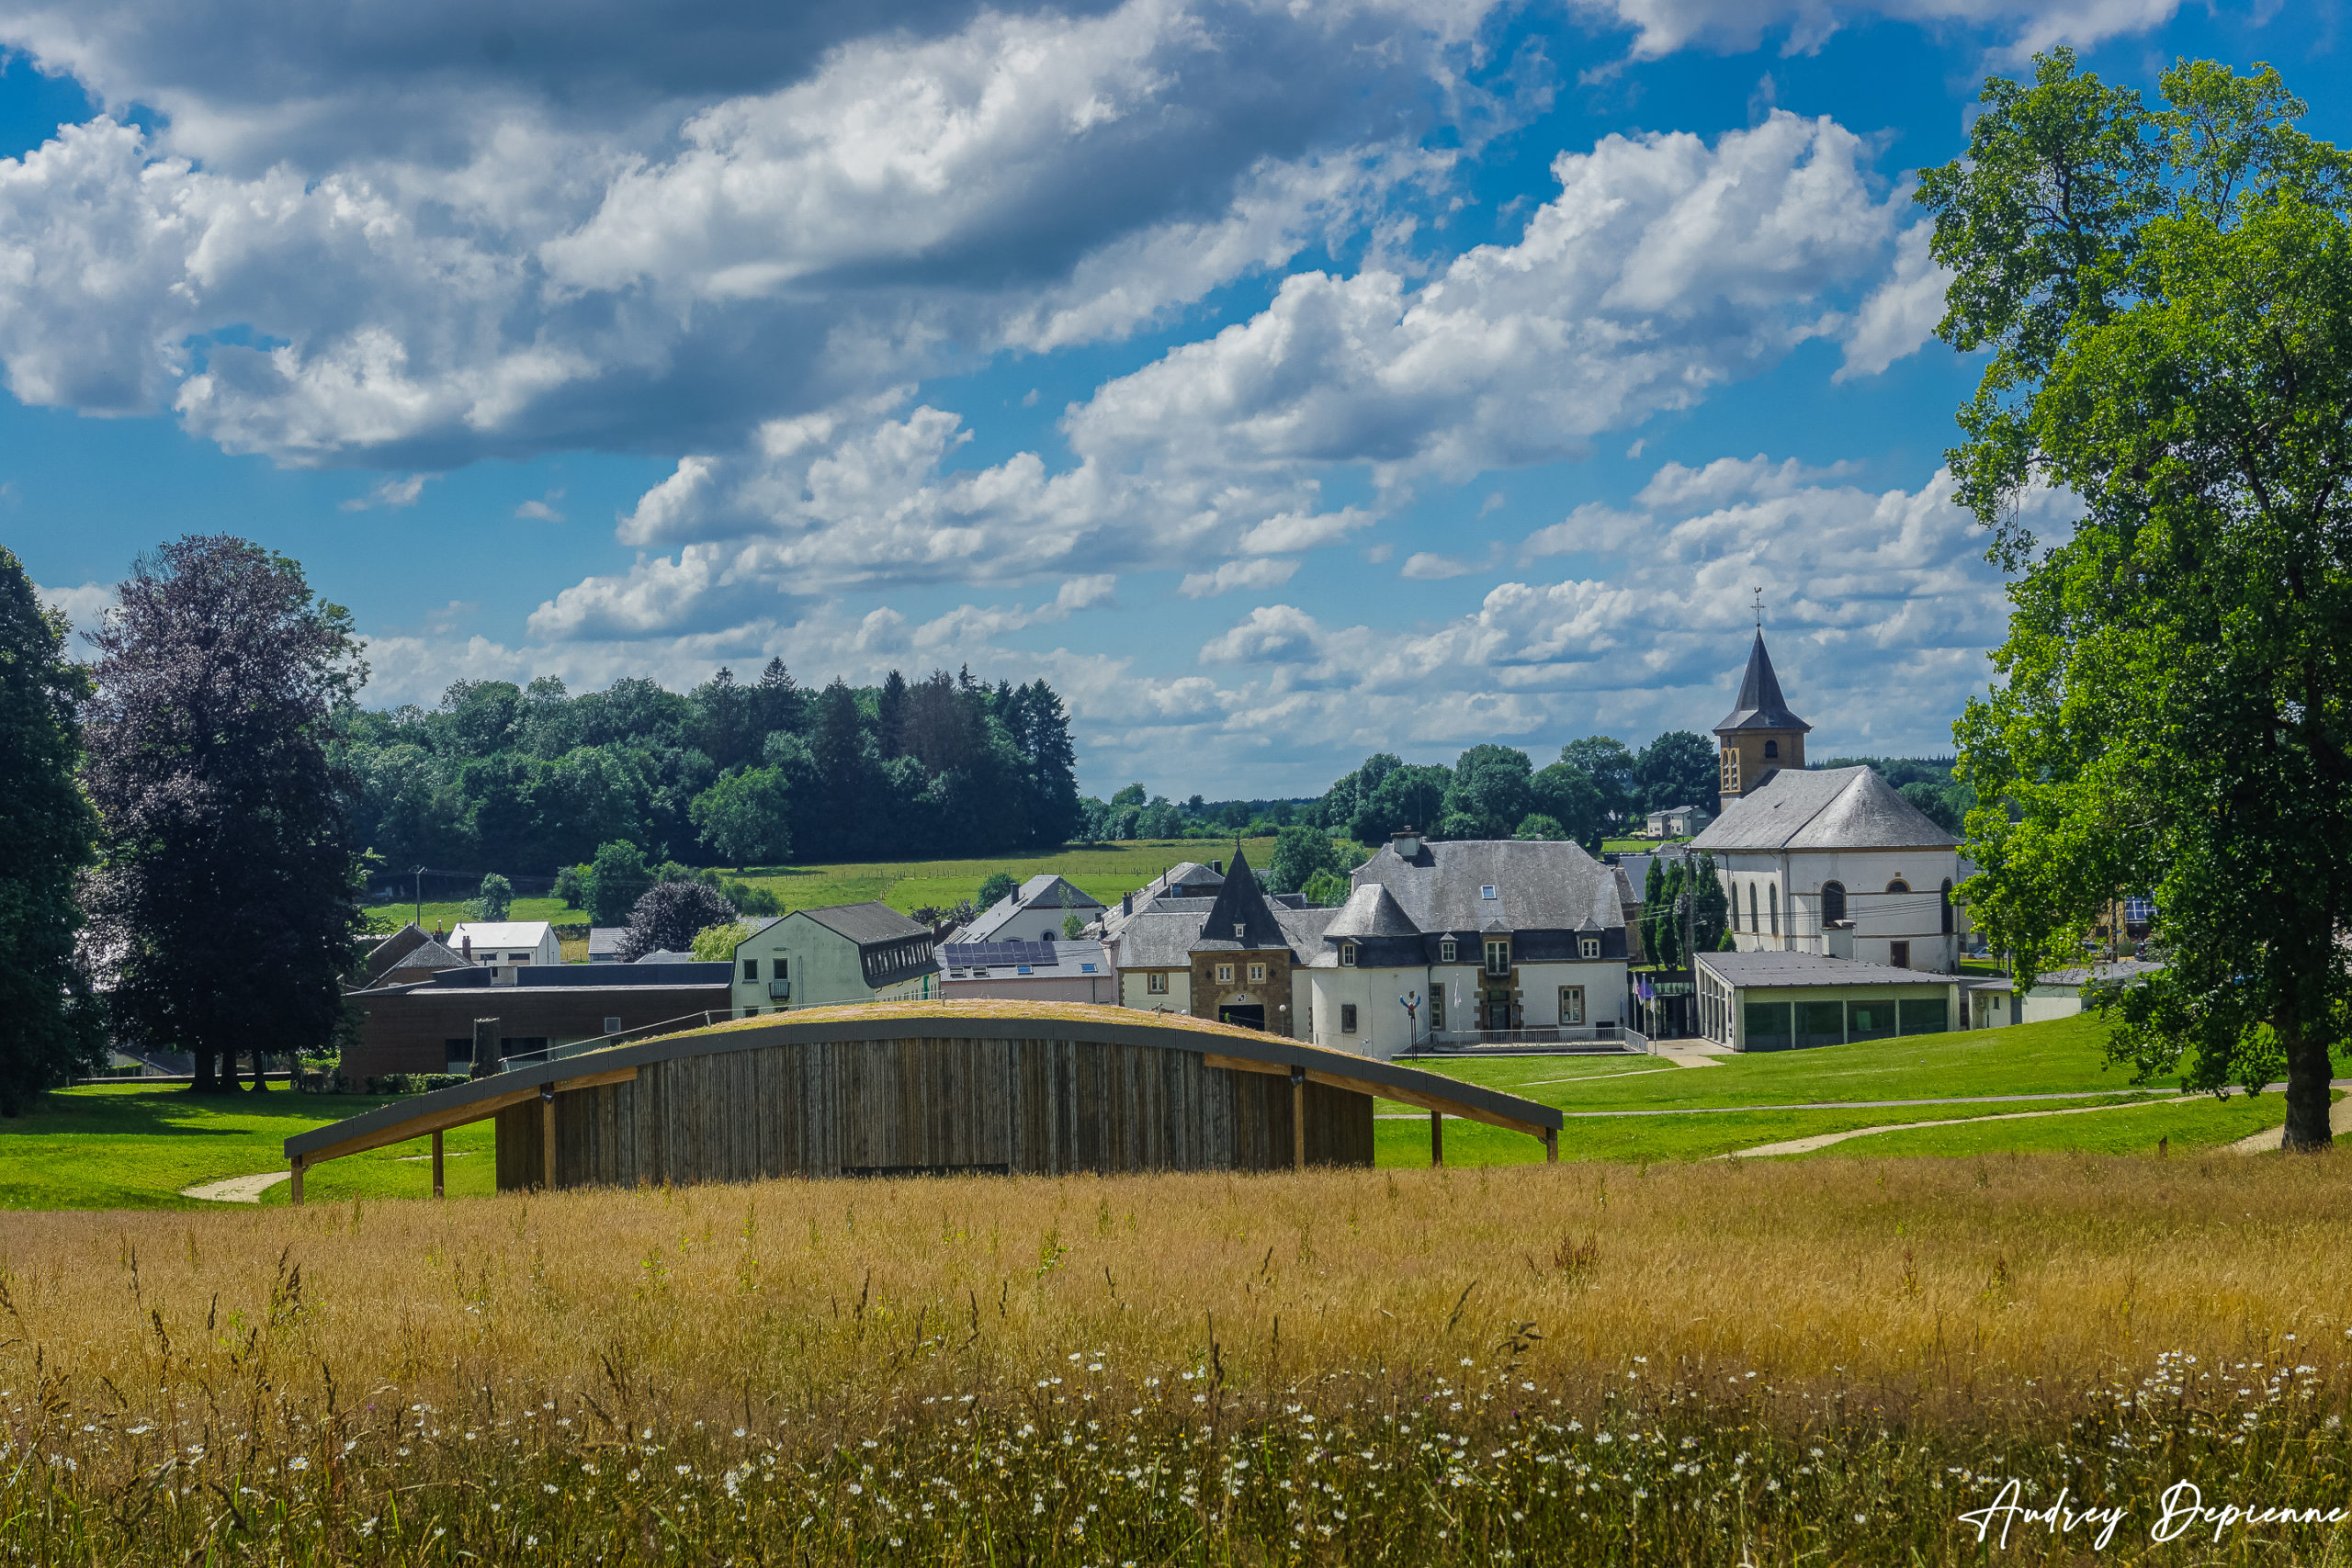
[0,547,103,1114]
[616,878,739,963]
[82,536,369,1094]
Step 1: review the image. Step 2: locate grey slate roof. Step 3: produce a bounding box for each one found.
[633,949,698,964]
[1689,765,1958,853]
[1324,882,1418,939]
[1697,951,1950,987]
[587,927,628,962]
[362,923,467,984]
[964,874,1106,942]
[1191,848,1292,951]
[1715,631,1811,734]
[1112,909,1213,968]
[1351,838,1628,936]
[797,901,934,947]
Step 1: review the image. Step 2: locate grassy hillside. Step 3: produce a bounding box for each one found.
[361,838,1280,934]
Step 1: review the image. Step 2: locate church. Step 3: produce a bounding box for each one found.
[1688,631,1969,974]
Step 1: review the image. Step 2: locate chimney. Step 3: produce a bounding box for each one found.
[1824,919,1854,961]
[1210,859,1223,875]
[1121,892,1132,916]
[1392,824,1422,859]
[460,932,473,963]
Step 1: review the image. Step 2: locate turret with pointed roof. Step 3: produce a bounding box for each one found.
[1713,631,1808,799]
[1191,847,1291,951]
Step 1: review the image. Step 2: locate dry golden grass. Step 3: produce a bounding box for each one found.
[10,1151,2352,1562]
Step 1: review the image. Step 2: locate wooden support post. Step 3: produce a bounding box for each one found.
[289,1156,304,1205]
[431,1129,445,1198]
[1291,1072,1306,1171]
[1430,1111,1443,1168]
[1544,1127,1557,1164]
[539,1086,556,1191]
[471,1017,501,1079]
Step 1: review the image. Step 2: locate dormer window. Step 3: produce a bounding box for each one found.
[1580,937,1600,959]
[1440,939,1457,963]
[1340,943,1357,967]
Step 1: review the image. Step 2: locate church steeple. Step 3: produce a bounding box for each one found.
[1713,630,1809,799]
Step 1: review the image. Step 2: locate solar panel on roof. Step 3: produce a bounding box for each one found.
[941,940,1059,968]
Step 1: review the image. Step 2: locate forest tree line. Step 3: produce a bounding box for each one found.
[341,663,1084,881]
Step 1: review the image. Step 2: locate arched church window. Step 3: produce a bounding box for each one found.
[1746,884,1757,932]
[1769,884,1780,936]
[1763,739,1779,759]
[1885,879,1910,895]
[1939,879,1954,935]
[1821,881,1846,925]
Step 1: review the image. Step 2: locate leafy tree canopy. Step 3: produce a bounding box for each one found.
[1925,51,2352,1146]
[617,879,739,962]
[0,546,101,1113]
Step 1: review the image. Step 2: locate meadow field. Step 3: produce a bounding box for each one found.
[7,1151,2352,1563]
[363,838,1280,934]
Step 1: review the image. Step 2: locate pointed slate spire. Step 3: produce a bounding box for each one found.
[1193,846,1291,950]
[1713,631,1811,734]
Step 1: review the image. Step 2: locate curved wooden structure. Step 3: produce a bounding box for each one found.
[284,1007,1562,1196]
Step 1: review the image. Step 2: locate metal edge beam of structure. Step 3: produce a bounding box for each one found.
[284,1010,1562,1187]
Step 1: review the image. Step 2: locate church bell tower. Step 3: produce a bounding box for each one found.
[1713,627,1809,801]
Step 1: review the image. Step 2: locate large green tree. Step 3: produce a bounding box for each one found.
[1925,52,2352,1146]
[0,549,102,1113]
[82,537,369,1094]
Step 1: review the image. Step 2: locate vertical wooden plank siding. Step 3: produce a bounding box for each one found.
[494,1032,1396,1193]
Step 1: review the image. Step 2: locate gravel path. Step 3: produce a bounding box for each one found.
[180,1171,292,1203]
[1726,1097,2172,1159]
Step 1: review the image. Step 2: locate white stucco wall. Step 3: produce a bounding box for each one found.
[1119,969,1191,1012]
[1307,968,1423,1059]
[1713,848,1969,974]
[2019,988,2085,1024]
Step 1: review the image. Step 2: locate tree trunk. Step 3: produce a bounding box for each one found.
[247,1050,269,1092]
[192,1045,217,1095]
[2279,1003,2334,1151]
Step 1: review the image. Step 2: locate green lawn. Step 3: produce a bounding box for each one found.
[0,1084,493,1210]
[1409,1013,2149,1112]
[363,839,1284,933]
[365,893,582,935]
[1374,1092,2158,1168]
[1800,1090,2289,1160]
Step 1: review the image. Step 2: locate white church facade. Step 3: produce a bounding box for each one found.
[1689,633,1969,974]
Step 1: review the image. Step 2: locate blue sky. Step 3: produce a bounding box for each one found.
[1,0,2341,797]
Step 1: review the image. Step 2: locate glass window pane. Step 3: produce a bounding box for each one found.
[1847,1000,1897,1043]
[1742,1001,1792,1051]
[1794,1000,1845,1049]
[1899,998,1949,1036]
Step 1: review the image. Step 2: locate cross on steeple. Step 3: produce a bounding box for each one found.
[1752,586,1763,631]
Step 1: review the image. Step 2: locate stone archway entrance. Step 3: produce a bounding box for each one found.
[1218,1001,1267,1031]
